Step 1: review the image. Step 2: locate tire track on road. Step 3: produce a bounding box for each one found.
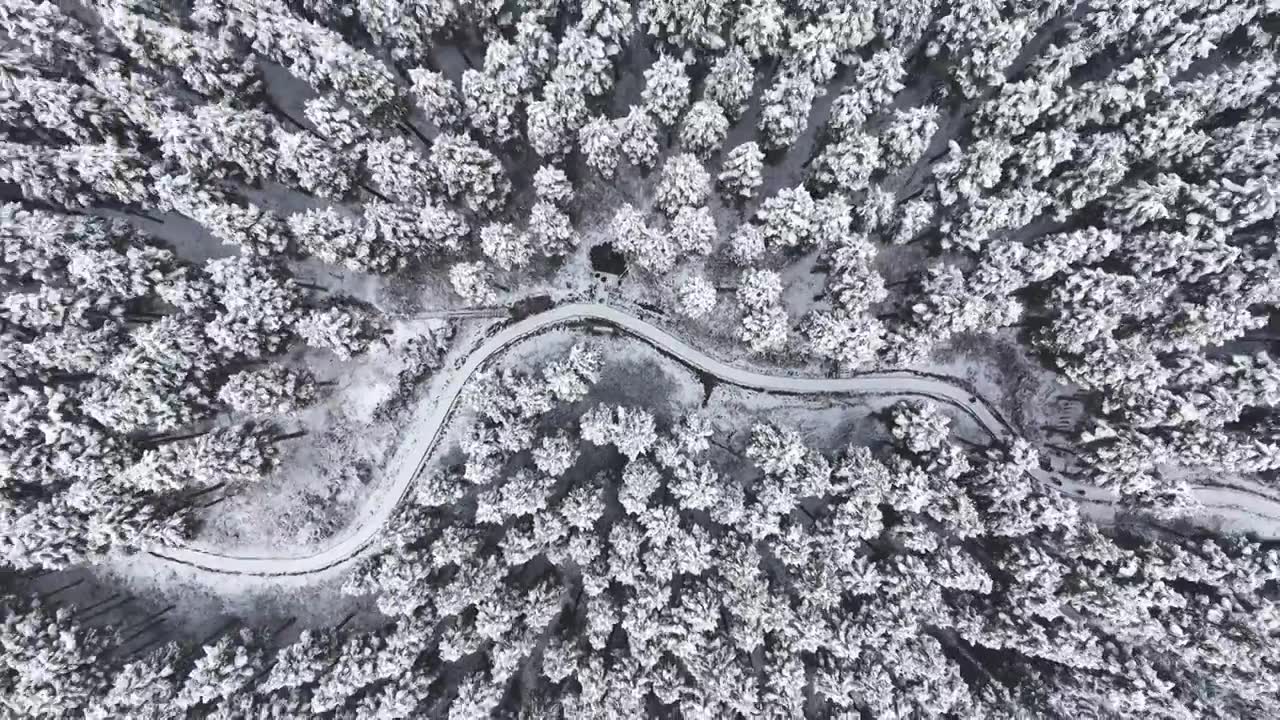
[148,304,1280,576]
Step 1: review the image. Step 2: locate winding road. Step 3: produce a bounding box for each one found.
[147,303,1280,576]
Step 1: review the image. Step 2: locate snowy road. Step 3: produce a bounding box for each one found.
[148,303,1280,576]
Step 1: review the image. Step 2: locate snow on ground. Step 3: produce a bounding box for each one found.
[110,210,241,263]
[199,325,702,559]
[184,315,456,556]
[90,549,382,643]
[486,325,705,426]
[923,328,1074,441]
[90,327,707,632]
[707,380,991,457]
[180,287,1069,560]
[86,320,1279,633]
[1188,488,1280,539]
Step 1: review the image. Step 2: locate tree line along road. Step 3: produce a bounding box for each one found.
[147,303,1280,576]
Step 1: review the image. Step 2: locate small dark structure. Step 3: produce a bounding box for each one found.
[589,242,627,276]
[510,294,554,321]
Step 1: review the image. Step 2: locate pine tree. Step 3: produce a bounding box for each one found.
[892,197,937,245]
[676,274,717,319]
[733,0,788,58]
[758,69,817,150]
[88,644,183,720]
[533,165,574,206]
[640,0,729,50]
[718,141,765,200]
[642,54,691,127]
[156,104,279,184]
[881,105,940,172]
[430,133,510,215]
[612,204,677,272]
[579,116,622,177]
[812,130,881,194]
[408,68,463,130]
[542,342,603,403]
[655,153,711,215]
[297,302,386,360]
[158,422,282,490]
[528,80,589,158]
[449,672,504,719]
[0,141,151,209]
[552,26,615,98]
[289,206,399,273]
[889,400,952,455]
[308,633,384,713]
[533,432,581,476]
[176,629,266,710]
[303,95,372,148]
[218,365,320,416]
[450,262,498,304]
[737,268,789,353]
[362,136,436,204]
[156,179,291,256]
[204,257,302,359]
[616,107,661,169]
[527,201,578,257]
[801,310,884,370]
[0,596,115,718]
[461,69,521,144]
[202,0,403,120]
[728,222,767,265]
[0,73,134,146]
[84,315,219,435]
[827,49,906,135]
[480,222,534,270]
[680,100,729,157]
[703,47,756,119]
[669,205,717,257]
[756,185,818,250]
[273,128,354,199]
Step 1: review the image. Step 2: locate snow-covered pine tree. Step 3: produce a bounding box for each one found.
[680,100,729,157]
[718,141,765,200]
[642,54,690,128]
[297,302,386,360]
[218,365,320,416]
[655,153,711,215]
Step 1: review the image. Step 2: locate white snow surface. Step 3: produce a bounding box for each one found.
[148,303,1280,576]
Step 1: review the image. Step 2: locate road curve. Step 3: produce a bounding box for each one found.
[147,303,1280,576]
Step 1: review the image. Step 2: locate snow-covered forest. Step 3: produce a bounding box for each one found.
[6,348,1280,717]
[2,0,1280,716]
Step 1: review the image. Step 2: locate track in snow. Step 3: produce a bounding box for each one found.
[148,304,1280,576]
